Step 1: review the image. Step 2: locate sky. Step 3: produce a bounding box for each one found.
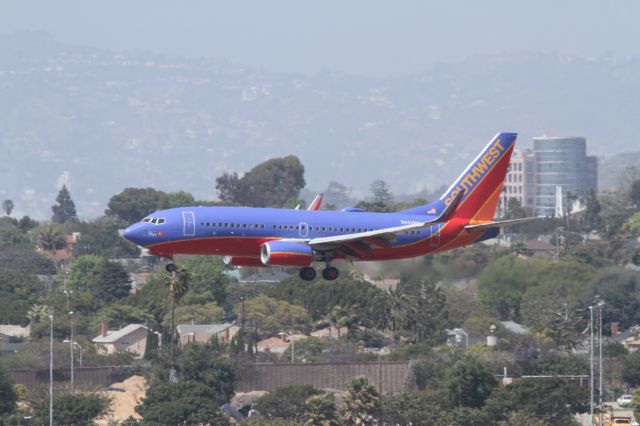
[2,1,640,76]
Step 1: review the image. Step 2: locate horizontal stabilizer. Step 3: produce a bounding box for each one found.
[464,216,544,231]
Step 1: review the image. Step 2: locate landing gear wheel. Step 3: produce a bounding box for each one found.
[299,267,316,281]
[322,266,339,281]
[165,263,176,273]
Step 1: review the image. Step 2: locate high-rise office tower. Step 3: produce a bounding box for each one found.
[533,136,598,216]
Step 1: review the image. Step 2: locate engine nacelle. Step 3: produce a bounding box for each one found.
[222,256,265,267]
[260,241,313,267]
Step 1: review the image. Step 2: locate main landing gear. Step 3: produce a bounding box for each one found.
[165,263,176,273]
[298,266,339,281]
[322,266,339,281]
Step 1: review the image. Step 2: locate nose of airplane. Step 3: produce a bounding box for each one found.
[122,223,145,246]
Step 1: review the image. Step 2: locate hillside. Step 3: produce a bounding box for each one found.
[1,32,639,218]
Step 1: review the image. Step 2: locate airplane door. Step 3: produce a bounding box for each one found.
[299,222,309,238]
[182,211,196,236]
[430,224,441,247]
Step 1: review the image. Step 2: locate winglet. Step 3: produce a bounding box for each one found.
[436,189,464,222]
[307,193,324,211]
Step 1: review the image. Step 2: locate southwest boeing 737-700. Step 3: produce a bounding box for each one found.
[122,132,538,281]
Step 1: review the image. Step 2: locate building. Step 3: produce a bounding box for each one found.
[92,323,148,358]
[499,149,536,215]
[532,136,598,217]
[176,323,239,345]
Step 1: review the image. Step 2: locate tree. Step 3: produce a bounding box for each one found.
[355,179,394,212]
[51,185,77,223]
[483,378,588,425]
[160,191,196,209]
[167,302,224,326]
[236,295,310,336]
[72,218,140,258]
[2,199,13,216]
[497,411,548,426]
[216,155,306,207]
[67,255,131,304]
[630,179,640,209]
[171,342,237,404]
[136,380,229,426]
[622,350,640,387]
[106,187,168,225]
[0,366,17,417]
[398,279,448,343]
[589,268,640,331]
[31,388,111,426]
[35,222,67,251]
[256,384,321,422]
[583,189,603,231]
[444,355,498,409]
[303,392,339,426]
[381,390,454,426]
[340,376,381,425]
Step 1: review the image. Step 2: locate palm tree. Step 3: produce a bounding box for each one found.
[329,305,355,339]
[26,304,52,323]
[167,267,190,363]
[35,223,67,251]
[340,376,381,425]
[386,288,417,341]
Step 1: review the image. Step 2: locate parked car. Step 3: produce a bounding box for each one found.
[617,394,633,407]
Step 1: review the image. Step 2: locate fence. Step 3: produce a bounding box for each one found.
[9,361,411,394]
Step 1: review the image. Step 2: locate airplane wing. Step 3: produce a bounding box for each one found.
[463,216,544,231]
[307,190,464,250]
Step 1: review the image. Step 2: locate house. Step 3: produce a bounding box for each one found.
[37,233,80,265]
[0,324,31,339]
[92,323,148,358]
[176,323,239,345]
[256,334,307,354]
[310,326,350,339]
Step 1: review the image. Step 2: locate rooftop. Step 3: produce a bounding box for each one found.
[93,324,147,344]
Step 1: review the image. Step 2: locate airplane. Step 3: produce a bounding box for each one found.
[122,132,539,281]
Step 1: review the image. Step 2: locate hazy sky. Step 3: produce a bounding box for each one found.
[2,1,639,76]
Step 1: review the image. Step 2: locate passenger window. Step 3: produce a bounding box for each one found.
[296,225,299,230]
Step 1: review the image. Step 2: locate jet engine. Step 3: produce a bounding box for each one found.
[260,241,313,267]
[222,256,265,267]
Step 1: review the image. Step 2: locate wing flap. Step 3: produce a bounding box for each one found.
[464,216,544,231]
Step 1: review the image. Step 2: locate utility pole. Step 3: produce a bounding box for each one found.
[64,289,74,390]
[241,296,245,330]
[598,301,604,426]
[589,305,594,424]
[69,311,74,391]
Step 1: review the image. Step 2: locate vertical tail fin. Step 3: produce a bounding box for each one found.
[399,132,517,221]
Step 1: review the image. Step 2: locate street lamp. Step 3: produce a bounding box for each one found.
[453,328,469,353]
[154,331,162,350]
[278,332,294,363]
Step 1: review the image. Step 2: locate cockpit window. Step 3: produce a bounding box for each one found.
[144,217,165,225]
